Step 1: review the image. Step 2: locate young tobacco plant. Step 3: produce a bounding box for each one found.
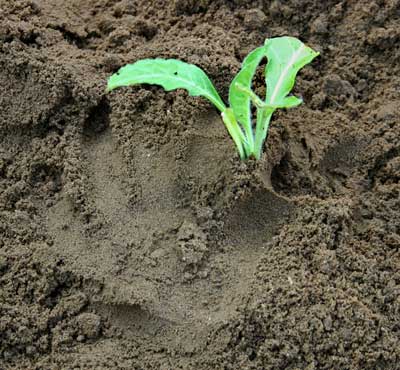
[107,36,319,160]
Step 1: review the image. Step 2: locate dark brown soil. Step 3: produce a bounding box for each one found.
[1,0,400,369]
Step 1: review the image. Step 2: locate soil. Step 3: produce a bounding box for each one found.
[1,0,400,369]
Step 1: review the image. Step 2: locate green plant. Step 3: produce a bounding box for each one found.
[107,36,319,160]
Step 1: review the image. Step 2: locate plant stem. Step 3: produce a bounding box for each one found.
[254,107,274,160]
[242,117,254,157]
[234,83,266,110]
[233,83,271,158]
[221,108,248,159]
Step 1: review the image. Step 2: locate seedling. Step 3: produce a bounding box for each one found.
[107,36,319,160]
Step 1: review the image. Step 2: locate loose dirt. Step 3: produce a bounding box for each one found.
[1,0,400,369]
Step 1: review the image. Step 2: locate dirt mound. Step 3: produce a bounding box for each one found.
[1,0,400,369]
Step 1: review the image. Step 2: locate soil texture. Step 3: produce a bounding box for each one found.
[1,0,400,369]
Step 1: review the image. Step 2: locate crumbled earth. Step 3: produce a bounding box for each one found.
[1,0,400,369]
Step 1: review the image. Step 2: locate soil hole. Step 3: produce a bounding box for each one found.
[83,97,111,136]
[224,188,293,246]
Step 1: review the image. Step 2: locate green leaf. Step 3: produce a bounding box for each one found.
[233,84,303,110]
[271,95,303,109]
[264,37,319,106]
[229,46,266,149]
[253,37,319,160]
[107,59,226,112]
